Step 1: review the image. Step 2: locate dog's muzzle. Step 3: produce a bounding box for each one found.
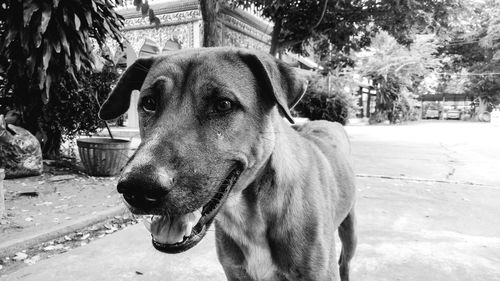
[117,166,243,254]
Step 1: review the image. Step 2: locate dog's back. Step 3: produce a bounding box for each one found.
[294,120,354,204]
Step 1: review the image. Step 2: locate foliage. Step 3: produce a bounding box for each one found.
[355,31,440,122]
[465,62,500,112]
[230,0,459,56]
[293,77,358,125]
[44,66,118,140]
[38,65,118,158]
[0,0,124,103]
[0,0,124,158]
[129,0,161,27]
[438,0,500,114]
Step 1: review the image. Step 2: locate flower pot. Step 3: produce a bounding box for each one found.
[77,138,130,177]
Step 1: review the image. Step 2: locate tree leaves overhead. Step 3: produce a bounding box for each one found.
[230,0,458,55]
[133,0,160,28]
[354,31,441,112]
[0,0,124,103]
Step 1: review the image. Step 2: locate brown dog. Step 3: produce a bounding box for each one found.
[99,47,356,281]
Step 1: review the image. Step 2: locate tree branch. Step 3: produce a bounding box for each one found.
[311,0,330,31]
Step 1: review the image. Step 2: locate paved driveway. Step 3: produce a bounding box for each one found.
[3,120,500,281]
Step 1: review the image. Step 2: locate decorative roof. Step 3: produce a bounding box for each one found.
[116,0,271,35]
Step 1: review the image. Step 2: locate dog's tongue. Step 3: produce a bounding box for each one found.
[143,209,202,244]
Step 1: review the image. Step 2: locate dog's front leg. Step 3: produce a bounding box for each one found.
[215,227,253,281]
[221,266,254,281]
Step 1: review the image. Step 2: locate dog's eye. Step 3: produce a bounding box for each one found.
[142,96,157,112]
[214,99,234,113]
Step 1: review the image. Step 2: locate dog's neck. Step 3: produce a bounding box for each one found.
[215,119,313,280]
[268,119,309,189]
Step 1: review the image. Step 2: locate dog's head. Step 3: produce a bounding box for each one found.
[99,48,306,253]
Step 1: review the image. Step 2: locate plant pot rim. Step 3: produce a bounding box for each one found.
[76,137,130,144]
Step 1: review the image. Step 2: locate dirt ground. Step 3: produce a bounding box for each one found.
[0,162,122,248]
[0,162,139,274]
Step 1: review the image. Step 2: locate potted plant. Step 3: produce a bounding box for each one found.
[75,64,131,177]
[41,63,130,176]
[77,131,130,177]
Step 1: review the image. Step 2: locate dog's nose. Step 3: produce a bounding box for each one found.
[117,166,173,210]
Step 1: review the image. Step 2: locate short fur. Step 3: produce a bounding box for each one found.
[99,47,356,281]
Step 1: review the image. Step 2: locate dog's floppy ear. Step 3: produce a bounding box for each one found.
[98,57,155,120]
[238,51,308,124]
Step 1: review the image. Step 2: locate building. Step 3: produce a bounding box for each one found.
[111,0,275,127]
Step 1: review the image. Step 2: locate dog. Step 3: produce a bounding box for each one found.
[99,47,356,281]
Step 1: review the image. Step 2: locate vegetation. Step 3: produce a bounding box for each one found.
[39,65,119,158]
[293,77,358,125]
[439,0,500,119]
[230,0,456,56]
[355,31,441,123]
[0,0,124,158]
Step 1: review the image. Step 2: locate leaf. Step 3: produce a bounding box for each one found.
[148,8,155,23]
[57,24,70,55]
[103,20,112,34]
[52,39,61,53]
[3,29,18,49]
[23,1,39,27]
[37,68,46,90]
[43,75,52,104]
[74,49,82,70]
[142,2,149,18]
[42,39,52,70]
[75,14,81,30]
[134,0,142,11]
[40,3,52,34]
[84,11,92,26]
[153,17,160,29]
[26,50,37,77]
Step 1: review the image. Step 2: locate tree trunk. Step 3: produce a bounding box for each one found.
[19,89,62,160]
[200,0,220,47]
[41,127,62,159]
[270,16,282,56]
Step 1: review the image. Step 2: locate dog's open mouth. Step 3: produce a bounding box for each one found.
[141,167,242,254]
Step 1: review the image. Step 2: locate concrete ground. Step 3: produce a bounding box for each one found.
[2,120,500,280]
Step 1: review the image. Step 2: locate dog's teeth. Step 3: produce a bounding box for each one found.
[184,222,194,237]
[143,219,151,232]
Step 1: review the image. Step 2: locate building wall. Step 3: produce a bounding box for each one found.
[112,1,272,128]
[113,0,271,57]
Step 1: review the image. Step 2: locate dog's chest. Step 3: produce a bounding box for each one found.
[219,195,278,281]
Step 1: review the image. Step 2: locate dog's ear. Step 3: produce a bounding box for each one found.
[98,57,155,121]
[238,51,308,124]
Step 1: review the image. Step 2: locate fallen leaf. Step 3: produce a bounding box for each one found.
[43,244,64,251]
[48,175,76,182]
[24,255,41,265]
[13,252,28,261]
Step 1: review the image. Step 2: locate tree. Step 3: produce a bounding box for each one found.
[439,0,500,117]
[231,0,458,56]
[355,31,441,122]
[0,0,124,158]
